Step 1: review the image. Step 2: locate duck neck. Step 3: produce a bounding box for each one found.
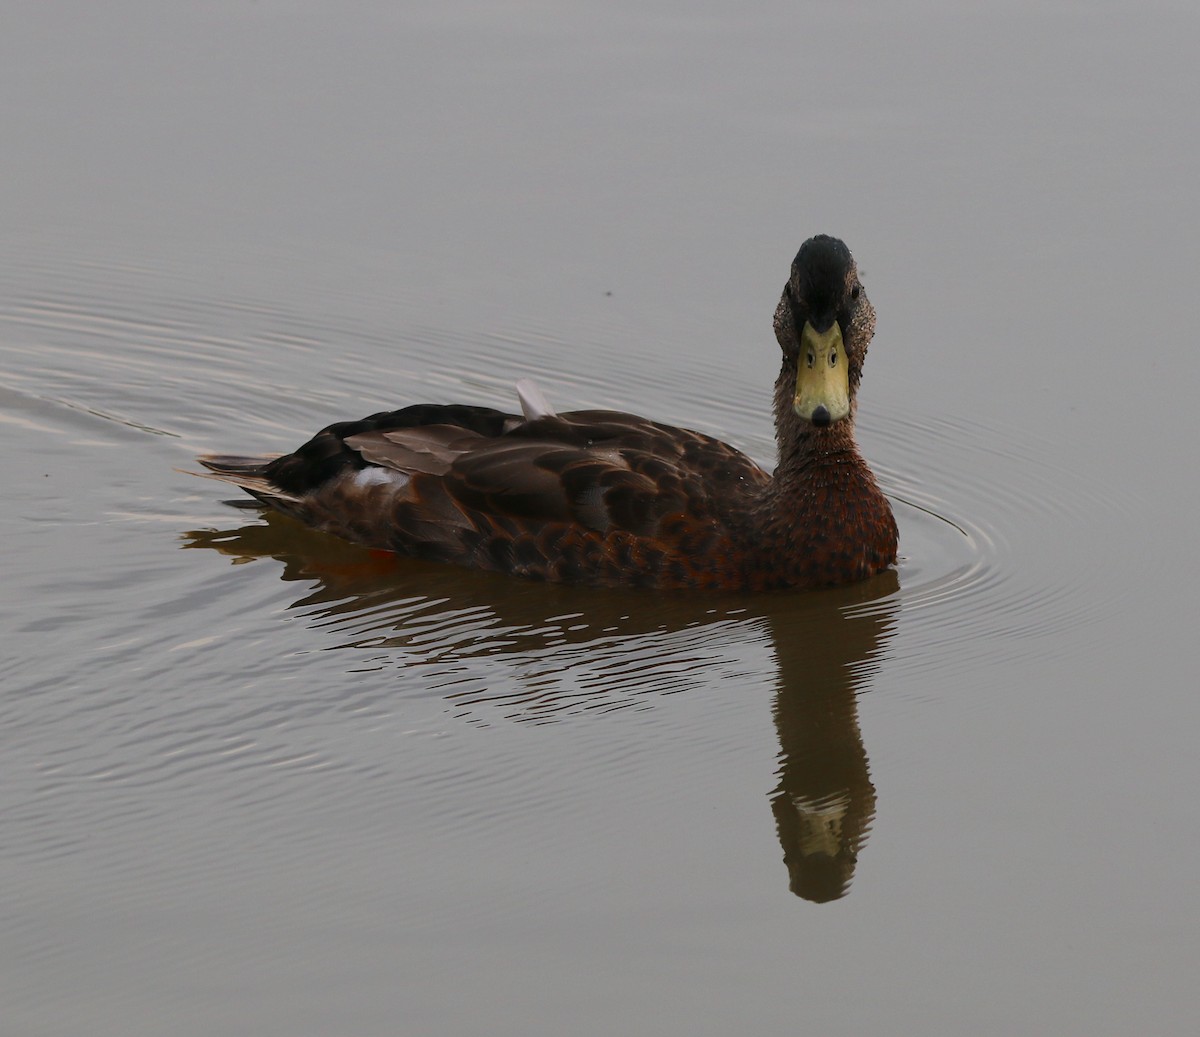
[765,415,871,509]
[768,362,865,492]
[740,366,893,588]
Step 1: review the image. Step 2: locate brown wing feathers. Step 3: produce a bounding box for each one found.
[201,402,772,587]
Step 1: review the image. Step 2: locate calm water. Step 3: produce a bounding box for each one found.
[3,2,1198,1035]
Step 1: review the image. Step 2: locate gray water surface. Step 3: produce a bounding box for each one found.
[3,3,1198,1035]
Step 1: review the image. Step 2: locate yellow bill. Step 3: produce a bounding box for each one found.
[793,321,850,427]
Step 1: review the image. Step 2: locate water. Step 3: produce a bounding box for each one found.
[3,2,1198,1034]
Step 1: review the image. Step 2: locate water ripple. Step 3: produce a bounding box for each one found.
[863,408,1139,675]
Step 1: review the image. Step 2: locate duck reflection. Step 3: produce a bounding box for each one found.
[762,577,897,902]
[183,511,898,901]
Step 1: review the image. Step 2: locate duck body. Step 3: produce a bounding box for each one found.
[199,236,898,591]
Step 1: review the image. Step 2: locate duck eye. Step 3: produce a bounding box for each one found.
[806,351,815,368]
[850,283,861,301]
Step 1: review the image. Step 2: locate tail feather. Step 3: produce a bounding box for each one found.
[189,453,305,513]
[198,454,279,476]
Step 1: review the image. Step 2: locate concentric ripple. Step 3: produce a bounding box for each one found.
[861,408,1141,676]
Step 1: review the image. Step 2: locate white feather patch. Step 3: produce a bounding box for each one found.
[516,378,556,421]
[352,467,410,489]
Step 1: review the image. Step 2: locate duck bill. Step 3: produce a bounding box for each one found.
[793,322,851,427]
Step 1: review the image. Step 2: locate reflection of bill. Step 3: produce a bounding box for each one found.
[767,574,898,903]
[184,514,898,902]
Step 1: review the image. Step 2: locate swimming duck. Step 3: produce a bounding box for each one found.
[198,235,897,591]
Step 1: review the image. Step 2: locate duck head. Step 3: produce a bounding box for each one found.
[773,235,876,429]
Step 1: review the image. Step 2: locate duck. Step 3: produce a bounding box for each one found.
[198,235,897,591]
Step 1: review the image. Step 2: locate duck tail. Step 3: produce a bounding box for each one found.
[185,454,304,512]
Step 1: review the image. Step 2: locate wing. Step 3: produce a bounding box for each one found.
[200,403,770,584]
[404,410,768,535]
